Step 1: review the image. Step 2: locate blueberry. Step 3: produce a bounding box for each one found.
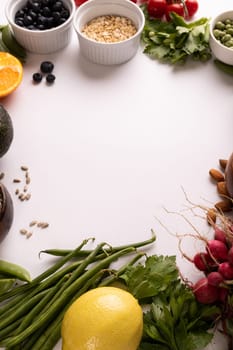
[40,61,54,74]
[46,74,56,84]
[32,72,43,83]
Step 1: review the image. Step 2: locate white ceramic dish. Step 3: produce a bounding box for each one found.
[209,10,233,65]
[73,0,145,65]
[5,0,75,54]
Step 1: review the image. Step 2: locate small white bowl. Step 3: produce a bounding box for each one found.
[209,10,233,65]
[5,0,75,54]
[73,0,145,65]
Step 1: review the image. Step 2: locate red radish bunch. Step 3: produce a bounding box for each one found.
[192,224,233,305]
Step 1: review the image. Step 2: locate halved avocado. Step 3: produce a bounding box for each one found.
[0,104,14,158]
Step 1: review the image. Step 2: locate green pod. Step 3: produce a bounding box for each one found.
[0,278,15,293]
[214,59,233,75]
[0,260,31,282]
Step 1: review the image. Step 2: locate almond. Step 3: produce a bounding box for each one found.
[219,159,227,170]
[207,208,217,225]
[215,199,233,212]
[209,168,225,182]
[217,181,229,196]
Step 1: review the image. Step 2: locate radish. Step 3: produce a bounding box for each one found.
[228,246,233,266]
[218,262,233,280]
[206,239,228,262]
[193,252,215,271]
[192,277,219,304]
[218,287,229,303]
[214,227,227,244]
[207,271,224,287]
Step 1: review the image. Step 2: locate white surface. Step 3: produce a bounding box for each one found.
[0,0,232,349]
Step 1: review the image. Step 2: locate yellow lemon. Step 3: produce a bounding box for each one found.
[61,286,143,350]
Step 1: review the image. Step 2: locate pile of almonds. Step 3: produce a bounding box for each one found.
[208,153,233,223]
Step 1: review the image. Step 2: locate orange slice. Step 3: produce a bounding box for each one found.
[0,52,23,98]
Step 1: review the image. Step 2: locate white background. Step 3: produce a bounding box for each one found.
[0,0,233,349]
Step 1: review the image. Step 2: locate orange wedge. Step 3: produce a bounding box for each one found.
[0,52,23,98]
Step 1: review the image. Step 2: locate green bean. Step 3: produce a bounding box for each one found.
[0,260,31,283]
[0,289,49,329]
[0,317,23,339]
[0,238,93,302]
[40,229,156,257]
[14,275,69,335]
[0,245,134,347]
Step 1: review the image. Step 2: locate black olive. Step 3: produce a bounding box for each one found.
[40,61,54,73]
[32,72,43,83]
[52,1,63,12]
[15,9,25,18]
[15,19,24,27]
[46,73,56,84]
[23,14,33,26]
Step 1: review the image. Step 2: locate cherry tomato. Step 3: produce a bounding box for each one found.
[185,0,198,17]
[165,3,184,21]
[74,0,88,6]
[147,0,167,18]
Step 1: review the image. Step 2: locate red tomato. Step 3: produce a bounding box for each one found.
[165,3,184,21]
[147,0,167,18]
[74,0,88,6]
[185,0,198,17]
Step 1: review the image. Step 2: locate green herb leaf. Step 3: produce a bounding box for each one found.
[141,7,211,64]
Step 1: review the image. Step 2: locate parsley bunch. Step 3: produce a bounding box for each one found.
[121,255,220,350]
[141,8,212,64]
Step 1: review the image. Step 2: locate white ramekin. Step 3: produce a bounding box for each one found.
[209,10,233,65]
[73,0,145,65]
[5,0,75,54]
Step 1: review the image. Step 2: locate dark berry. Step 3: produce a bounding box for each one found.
[46,74,56,84]
[40,61,54,74]
[32,72,43,83]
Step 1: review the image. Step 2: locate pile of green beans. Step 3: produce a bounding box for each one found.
[213,18,233,48]
[0,232,155,349]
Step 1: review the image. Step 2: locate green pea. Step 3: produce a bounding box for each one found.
[225,18,232,25]
[0,260,31,282]
[213,29,224,39]
[215,21,225,30]
[222,33,232,43]
[226,27,233,36]
[224,39,233,47]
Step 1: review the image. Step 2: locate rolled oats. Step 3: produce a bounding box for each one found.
[82,15,137,43]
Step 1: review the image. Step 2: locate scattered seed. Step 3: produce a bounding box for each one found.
[23,185,28,192]
[29,220,37,227]
[25,193,31,200]
[20,229,27,235]
[21,166,28,171]
[209,168,225,182]
[207,208,217,225]
[26,177,31,185]
[26,232,33,239]
[13,178,21,183]
[15,189,20,195]
[0,172,4,180]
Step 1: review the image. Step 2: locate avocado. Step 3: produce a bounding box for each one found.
[0,104,14,158]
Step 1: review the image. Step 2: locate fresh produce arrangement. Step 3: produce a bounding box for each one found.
[1,0,233,350]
